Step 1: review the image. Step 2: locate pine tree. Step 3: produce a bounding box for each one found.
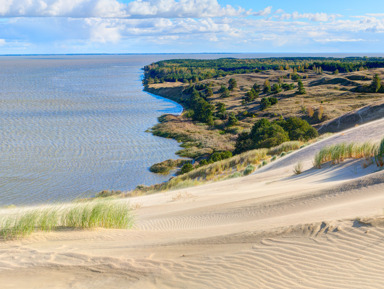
[228,78,237,91]
[263,79,271,94]
[371,74,381,93]
[297,80,306,95]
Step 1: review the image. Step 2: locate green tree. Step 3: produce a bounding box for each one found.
[228,78,237,91]
[260,97,271,110]
[180,162,194,174]
[277,117,318,141]
[297,80,306,95]
[371,74,381,93]
[227,112,239,126]
[219,85,227,93]
[206,87,213,96]
[272,83,282,94]
[263,79,271,94]
[253,83,261,93]
[234,119,289,153]
[260,97,278,110]
[216,102,226,119]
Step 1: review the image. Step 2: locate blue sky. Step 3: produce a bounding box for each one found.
[0,0,383,54]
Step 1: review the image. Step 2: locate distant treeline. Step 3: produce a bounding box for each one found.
[143,57,384,84]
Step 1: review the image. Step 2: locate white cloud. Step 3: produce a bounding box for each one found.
[252,6,272,17]
[0,0,249,18]
[0,1,383,53]
[276,11,341,22]
[315,38,364,43]
[86,19,122,43]
[0,0,126,17]
[126,0,247,18]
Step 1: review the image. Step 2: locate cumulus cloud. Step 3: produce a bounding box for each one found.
[86,19,122,43]
[252,6,272,17]
[0,0,249,18]
[0,0,382,52]
[0,0,126,17]
[126,0,248,18]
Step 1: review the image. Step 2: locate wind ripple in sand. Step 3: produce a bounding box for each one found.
[0,222,383,289]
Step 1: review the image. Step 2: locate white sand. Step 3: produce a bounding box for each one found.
[2,119,384,288]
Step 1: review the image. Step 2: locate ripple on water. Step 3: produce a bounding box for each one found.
[0,55,183,206]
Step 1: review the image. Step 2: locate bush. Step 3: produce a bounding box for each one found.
[235,119,289,153]
[227,112,239,126]
[277,117,318,141]
[243,165,256,176]
[260,97,278,110]
[228,78,237,91]
[180,162,194,174]
[209,151,233,162]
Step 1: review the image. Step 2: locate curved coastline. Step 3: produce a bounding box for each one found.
[144,84,186,113]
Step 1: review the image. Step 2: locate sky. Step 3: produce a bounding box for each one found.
[0,0,384,54]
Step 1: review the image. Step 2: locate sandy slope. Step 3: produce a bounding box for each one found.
[2,120,384,288]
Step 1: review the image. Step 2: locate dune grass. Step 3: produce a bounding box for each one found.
[375,138,384,167]
[293,162,303,175]
[314,141,379,168]
[0,200,133,240]
[268,141,303,156]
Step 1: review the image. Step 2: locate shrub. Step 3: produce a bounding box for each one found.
[235,119,289,153]
[180,162,194,174]
[227,172,242,179]
[227,112,239,126]
[209,151,233,162]
[277,117,318,141]
[228,78,237,91]
[243,165,256,176]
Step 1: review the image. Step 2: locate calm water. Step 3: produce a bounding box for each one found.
[1,53,382,206]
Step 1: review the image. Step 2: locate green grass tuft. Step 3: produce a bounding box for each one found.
[314,141,379,168]
[0,200,134,240]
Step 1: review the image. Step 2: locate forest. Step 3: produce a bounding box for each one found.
[143,57,384,84]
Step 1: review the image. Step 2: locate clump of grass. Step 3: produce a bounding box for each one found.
[0,200,133,240]
[243,165,256,176]
[375,138,384,167]
[226,172,242,179]
[268,141,303,156]
[293,162,303,175]
[314,141,378,168]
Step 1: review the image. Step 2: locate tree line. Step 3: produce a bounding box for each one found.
[143,57,384,84]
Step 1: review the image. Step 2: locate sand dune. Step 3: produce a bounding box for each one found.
[2,119,384,288]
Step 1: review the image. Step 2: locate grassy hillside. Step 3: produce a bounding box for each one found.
[144,57,384,175]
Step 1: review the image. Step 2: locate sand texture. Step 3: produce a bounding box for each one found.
[2,119,384,288]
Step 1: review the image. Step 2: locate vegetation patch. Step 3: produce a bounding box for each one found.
[0,200,134,240]
[314,141,379,168]
[150,159,189,174]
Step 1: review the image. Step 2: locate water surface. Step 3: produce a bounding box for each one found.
[1,53,381,206]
